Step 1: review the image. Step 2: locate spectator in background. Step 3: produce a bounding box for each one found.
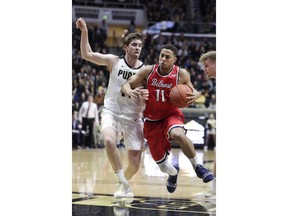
[96,70,108,87]
[128,19,136,33]
[78,92,87,107]
[208,93,216,109]
[72,101,80,113]
[72,111,83,149]
[78,94,99,149]
[100,18,108,41]
[194,90,206,108]
[75,78,86,98]
[94,82,106,108]
[73,50,83,72]
[84,84,91,96]
[205,113,216,151]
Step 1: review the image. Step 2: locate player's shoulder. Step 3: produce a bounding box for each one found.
[107,55,121,69]
[144,64,154,70]
[108,54,120,63]
[178,66,189,74]
[142,64,155,74]
[176,65,186,71]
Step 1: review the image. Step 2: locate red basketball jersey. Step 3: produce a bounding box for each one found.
[144,64,182,120]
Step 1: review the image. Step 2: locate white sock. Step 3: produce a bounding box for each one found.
[189,155,202,169]
[115,169,128,186]
[158,159,178,176]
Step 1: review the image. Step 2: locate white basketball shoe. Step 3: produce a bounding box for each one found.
[114,183,134,198]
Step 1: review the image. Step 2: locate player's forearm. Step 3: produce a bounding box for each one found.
[80,31,93,61]
[121,82,133,97]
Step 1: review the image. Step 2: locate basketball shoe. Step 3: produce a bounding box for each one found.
[166,166,180,193]
[114,183,134,198]
[195,164,214,183]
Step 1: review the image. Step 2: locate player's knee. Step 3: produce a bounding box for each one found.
[103,137,116,149]
[170,130,185,142]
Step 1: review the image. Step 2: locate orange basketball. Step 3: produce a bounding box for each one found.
[169,84,193,108]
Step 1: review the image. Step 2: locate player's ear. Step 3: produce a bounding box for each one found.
[122,45,128,53]
[173,56,177,63]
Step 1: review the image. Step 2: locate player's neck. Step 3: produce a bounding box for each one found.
[158,65,173,75]
[124,55,139,68]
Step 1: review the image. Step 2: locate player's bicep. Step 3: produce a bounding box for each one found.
[179,68,194,89]
[89,53,118,70]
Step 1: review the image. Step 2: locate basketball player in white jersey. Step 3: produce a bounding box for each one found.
[76,18,145,198]
[197,50,216,199]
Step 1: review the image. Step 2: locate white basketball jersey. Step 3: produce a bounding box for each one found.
[104,58,145,117]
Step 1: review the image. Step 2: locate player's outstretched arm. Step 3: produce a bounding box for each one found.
[75,17,117,71]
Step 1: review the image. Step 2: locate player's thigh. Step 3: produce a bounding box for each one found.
[101,126,119,145]
[164,115,185,140]
[169,126,186,141]
[100,112,121,143]
[144,121,169,161]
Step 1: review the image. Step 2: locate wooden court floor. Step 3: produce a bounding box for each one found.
[72,147,216,216]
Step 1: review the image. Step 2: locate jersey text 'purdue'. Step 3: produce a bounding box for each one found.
[118,69,135,80]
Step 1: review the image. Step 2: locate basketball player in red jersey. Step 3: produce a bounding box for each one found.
[122,44,214,193]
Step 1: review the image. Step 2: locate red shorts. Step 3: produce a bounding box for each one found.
[144,112,185,163]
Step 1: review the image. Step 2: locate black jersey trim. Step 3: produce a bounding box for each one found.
[124,57,144,69]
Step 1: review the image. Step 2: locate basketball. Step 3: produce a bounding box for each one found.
[169,84,193,108]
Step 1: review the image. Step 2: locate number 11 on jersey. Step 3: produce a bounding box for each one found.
[156,89,165,102]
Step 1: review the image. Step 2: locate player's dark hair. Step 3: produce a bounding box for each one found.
[161,44,178,57]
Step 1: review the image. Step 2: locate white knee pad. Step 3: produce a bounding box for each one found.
[158,159,177,176]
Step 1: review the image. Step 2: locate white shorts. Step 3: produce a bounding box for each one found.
[100,108,145,151]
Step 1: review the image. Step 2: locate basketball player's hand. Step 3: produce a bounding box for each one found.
[139,89,149,101]
[186,88,201,105]
[76,18,88,32]
[129,86,143,102]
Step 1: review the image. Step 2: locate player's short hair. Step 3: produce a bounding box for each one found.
[122,32,144,46]
[199,51,216,63]
[161,44,178,57]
